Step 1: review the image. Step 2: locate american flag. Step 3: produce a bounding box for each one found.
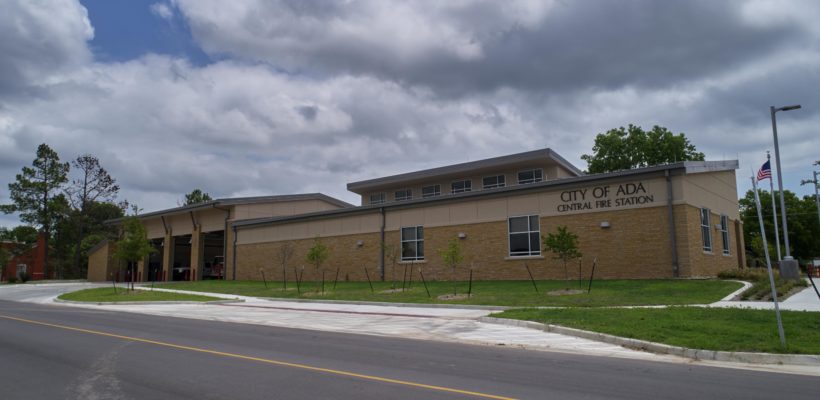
[757,160,772,181]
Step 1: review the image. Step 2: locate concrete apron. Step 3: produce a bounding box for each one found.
[24,284,817,376]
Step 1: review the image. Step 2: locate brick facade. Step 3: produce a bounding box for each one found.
[235,204,744,282]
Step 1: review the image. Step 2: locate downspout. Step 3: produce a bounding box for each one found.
[212,204,231,280]
[232,225,238,281]
[666,170,680,277]
[379,207,385,281]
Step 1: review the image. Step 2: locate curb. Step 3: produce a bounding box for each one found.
[477,316,820,366]
[256,297,510,311]
[54,298,245,306]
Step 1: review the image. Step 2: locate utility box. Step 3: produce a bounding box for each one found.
[779,258,800,280]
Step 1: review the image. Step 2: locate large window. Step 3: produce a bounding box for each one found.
[482,175,506,189]
[395,189,412,201]
[422,184,441,198]
[517,169,543,184]
[720,215,730,255]
[401,226,424,261]
[508,215,541,257]
[451,180,472,194]
[700,208,712,252]
[369,193,385,205]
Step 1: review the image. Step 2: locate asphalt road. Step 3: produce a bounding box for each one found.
[0,300,817,400]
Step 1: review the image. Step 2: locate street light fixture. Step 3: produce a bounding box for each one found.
[801,171,820,227]
[769,104,801,264]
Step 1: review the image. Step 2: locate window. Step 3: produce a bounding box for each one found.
[700,208,712,252]
[517,169,543,184]
[401,226,424,261]
[451,180,472,194]
[422,184,441,198]
[369,193,385,205]
[720,215,730,255]
[508,215,541,256]
[482,175,506,189]
[395,189,412,201]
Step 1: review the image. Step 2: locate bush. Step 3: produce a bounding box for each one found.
[719,268,807,301]
[18,272,29,283]
[6,276,17,284]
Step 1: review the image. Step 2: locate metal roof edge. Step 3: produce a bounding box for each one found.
[346,147,582,192]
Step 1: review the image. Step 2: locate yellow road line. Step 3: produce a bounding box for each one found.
[0,314,515,400]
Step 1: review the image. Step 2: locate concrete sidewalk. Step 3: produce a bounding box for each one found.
[710,280,820,311]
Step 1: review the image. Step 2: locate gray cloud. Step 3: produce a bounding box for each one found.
[2,0,819,228]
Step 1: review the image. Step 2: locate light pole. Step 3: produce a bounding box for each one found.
[770,104,801,259]
[801,170,819,227]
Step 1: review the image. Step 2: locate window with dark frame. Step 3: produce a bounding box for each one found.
[422,184,441,198]
[720,215,730,255]
[482,175,506,189]
[395,189,412,201]
[401,226,424,261]
[517,169,543,184]
[508,215,541,257]
[700,208,712,252]
[451,180,472,194]
[369,193,385,205]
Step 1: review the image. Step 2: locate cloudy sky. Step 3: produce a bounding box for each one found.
[1,0,819,227]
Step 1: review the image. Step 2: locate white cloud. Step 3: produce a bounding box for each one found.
[150,2,174,21]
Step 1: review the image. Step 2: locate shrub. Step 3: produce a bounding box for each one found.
[6,276,17,284]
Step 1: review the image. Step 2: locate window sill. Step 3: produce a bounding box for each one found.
[399,260,426,264]
[505,255,544,260]
[702,251,714,255]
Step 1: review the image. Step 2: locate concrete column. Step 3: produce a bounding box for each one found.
[137,259,146,282]
[162,231,174,282]
[190,226,204,281]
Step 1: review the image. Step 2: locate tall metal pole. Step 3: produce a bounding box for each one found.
[814,171,820,227]
[752,176,786,348]
[767,151,782,261]
[770,105,800,259]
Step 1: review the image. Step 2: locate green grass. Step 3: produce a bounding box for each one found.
[58,287,221,303]
[494,307,820,354]
[153,279,742,307]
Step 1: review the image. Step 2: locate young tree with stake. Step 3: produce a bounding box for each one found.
[438,237,464,296]
[543,226,582,281]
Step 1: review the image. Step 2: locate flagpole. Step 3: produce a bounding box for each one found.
[751,175,786,348]
[767,151,782,261]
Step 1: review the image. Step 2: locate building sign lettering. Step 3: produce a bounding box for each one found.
[557,182,655,212]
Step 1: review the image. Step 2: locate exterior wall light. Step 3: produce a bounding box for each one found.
[600,221,611,229]
[356,240,364,247]
[458,232,467,239]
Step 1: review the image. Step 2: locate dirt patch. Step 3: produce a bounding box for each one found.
[437,294,469,301]
[547,289,585,296]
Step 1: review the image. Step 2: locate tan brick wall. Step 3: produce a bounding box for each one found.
[235,204,743,281]
[87,242,115,282]
[679,206,741,277]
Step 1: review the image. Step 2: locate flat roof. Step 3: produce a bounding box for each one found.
[236,160,738,229]
[346,148,584,194]
[115,193,354,222]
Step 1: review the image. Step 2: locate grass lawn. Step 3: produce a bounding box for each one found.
[153,279,742,307]
[58,287,222,303]
[494,307,820,354]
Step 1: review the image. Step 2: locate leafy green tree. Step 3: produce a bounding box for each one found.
[438,237,464,295]
[183,189,213,206]
[1,144,70,279]
[740,189,820,262]
[65,155,119,275]
[581,125,705,173]
[543,225,582,280]
[0,225,38,244]
[306,237,329,271]
[113,216,155,289]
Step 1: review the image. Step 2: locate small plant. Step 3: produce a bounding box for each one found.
[278,242,294,289]
[543,225,582,281]
[306,237,329,271]
[113,216,156,290]
[383,242,399,288]
[438,237,464,295]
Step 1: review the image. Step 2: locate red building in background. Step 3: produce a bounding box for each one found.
[1,233,48,282]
